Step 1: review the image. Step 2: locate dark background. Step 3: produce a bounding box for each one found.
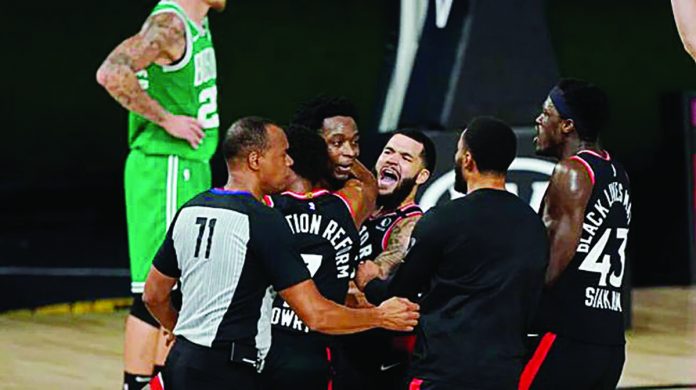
[3,0,696,310]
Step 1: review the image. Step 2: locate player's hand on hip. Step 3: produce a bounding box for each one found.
[378,297,420,332]
[161,113,205,149]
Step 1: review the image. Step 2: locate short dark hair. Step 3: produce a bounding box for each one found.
[393,129,437,173]
[223,116,275,160]
[291,95,359,132]
[463,117,517,175]
[285,124,331,183]
[556,78,610,142]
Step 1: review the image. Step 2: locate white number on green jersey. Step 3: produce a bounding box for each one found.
[198,86,219,129]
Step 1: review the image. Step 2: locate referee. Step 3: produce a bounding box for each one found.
[142,117,419,389]
[362,117,549,389]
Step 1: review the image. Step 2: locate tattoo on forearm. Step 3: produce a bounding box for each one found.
[374,216,420,277]
[98,13,185,124]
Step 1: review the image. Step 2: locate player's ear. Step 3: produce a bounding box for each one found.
[560,118,575,135]
[463,151,476,172]
[415,168,430,185]
[248,150,261,171]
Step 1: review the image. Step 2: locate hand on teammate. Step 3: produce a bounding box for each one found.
[160,113,205,149]
[378,297,420,332]
[355,260,381,291]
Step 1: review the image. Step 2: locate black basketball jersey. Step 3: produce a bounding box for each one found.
[536,150,632,345]
[358,202,423,261]
[265,190,360,335]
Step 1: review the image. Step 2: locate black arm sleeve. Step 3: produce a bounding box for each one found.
[252,210,311,291]
[365,209,443,303]
[152,217,181,278]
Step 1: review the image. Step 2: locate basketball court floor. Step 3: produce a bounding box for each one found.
[1,287,694,389]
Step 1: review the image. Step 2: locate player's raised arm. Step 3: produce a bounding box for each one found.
[672,0,696,62]
[335,159,378,227]
[541,158,593,287]
[96,13,204,149]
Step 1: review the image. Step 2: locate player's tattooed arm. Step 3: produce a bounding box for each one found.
[355,216,421,291]
[672,0,696,62]
[96,13,204,148]
[542,158,593,287]
[336,160,378,228]
[373,215,421,277]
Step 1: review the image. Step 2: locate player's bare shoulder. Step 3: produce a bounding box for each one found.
[549,157,594,195]
[140,12,187,65]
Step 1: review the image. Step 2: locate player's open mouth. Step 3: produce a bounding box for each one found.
[336,164,352,175]
[379,167,400,186]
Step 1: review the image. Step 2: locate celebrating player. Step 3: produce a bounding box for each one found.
[346,130,437,389]
[292,96,361,190]
[520,79,631,390]
[261,124,377,389]
[361,117,549,389]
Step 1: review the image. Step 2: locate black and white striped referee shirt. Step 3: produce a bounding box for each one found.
[152,188,310,359]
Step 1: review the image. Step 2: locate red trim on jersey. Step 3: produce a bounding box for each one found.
[398,201,417,210]
[569,155,595,185]
[409,378,424,390]
[326,347,333,390]
[281,189,331,200]
[150,372,164,390]
[332,192,356,219]
[518,332,557,390]
[373,201,421,218]
[578,149,611,161]
[262,195,274,207]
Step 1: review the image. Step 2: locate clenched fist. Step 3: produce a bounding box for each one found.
[377,297,420,332]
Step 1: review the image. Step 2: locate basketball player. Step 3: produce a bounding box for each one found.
[260,125,376,389]
[356,130,437,287]
[672,0,696,62]
[520,79,631,390]
[343,130,437,390]
[292,96,361,189]
[96,1,224,387]
[362,117,549,389]
[143,117,419,389]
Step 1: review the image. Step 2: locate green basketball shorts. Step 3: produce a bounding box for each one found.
[124,149,211,293]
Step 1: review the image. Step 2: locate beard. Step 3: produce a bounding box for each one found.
[534,142,555,157]
[377,176,418,211]
[454,165,467,194]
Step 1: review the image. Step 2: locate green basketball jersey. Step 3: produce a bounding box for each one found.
[128,0,219,161]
